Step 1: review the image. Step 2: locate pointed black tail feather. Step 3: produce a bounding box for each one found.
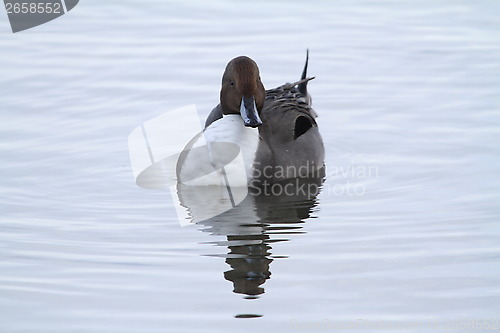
[298,49,309,96]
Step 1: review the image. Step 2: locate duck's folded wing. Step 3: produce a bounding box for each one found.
[204,104,223,129]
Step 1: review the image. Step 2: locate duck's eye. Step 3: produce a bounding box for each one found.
[230,81,234,86]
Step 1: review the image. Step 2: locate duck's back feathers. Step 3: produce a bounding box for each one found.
[255,75,324,183]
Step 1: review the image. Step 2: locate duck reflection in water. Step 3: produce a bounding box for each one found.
[177,174,324,297]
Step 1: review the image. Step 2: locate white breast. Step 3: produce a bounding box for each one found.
[177,115,259,186]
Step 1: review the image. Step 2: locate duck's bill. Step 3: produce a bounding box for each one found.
[240,96,263,128]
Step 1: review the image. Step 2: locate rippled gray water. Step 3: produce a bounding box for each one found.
[1,1,500,332]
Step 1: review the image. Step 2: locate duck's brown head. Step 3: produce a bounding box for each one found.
[220,56,265,128]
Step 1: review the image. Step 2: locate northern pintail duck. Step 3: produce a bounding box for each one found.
[177,52,325,186]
